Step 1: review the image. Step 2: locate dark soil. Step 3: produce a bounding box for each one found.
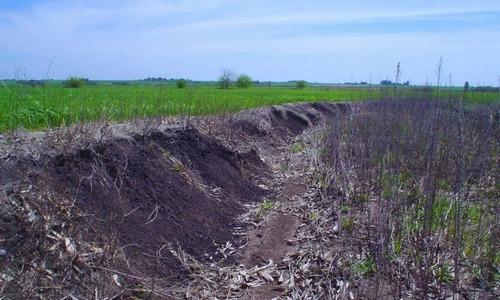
[47,128,265,280]
[145,128,266,201]
[0,102,347,299]
[242,213,300,267]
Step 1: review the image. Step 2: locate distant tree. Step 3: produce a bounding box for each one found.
[176,79,187,88]
[380,80,393,86]
[64,77,85,88]
[218,69,235,89]
[112,81,129,86]
[236,74,253,88]
[464,81,470,92]
[395,62,402,84]
[296,80,307,89]
[469,85,499,92]
[17,79,45,87]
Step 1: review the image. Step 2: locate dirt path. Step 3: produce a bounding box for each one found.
[241,147,309,268]
[168,114,357,299]
[163,121,333,299]
[237,129,323,299]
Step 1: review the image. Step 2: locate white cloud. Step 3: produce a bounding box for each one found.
[173,7,500,32]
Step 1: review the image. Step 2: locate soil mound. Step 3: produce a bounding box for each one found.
[0,102,347,298]
[1,128,267,298]
[51,128,265,273]
[234,102,349,136]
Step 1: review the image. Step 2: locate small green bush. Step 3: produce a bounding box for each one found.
[296,80,307,89]
[236,74,253,88]
[64,77,85,88]
[176,79,187,88]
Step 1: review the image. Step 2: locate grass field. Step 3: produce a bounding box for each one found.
[0,84,498,132]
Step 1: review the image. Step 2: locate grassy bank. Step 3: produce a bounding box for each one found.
[0,84,498,132]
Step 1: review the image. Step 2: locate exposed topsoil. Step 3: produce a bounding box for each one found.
[0,102,347,299]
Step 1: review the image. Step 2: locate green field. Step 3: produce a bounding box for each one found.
[0,84,498,132]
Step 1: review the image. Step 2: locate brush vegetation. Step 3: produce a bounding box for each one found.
[322,96,499,297]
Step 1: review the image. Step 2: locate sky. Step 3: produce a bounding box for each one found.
[0,0,499,85]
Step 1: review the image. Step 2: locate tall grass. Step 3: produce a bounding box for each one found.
[0,84,497,132]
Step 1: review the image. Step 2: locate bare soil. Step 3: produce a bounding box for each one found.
[242,213,300,267]
[48,128,266,279]
[0,102,348,299]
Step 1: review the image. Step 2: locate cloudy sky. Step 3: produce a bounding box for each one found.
[1,0,499,85]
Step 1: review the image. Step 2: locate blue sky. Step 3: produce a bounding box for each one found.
[1,0,499,85]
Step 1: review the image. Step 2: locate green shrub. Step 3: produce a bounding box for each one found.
[296,80,307,89]
[236,74,253,88]
[176,79,187,88]
[64,77,85,88]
